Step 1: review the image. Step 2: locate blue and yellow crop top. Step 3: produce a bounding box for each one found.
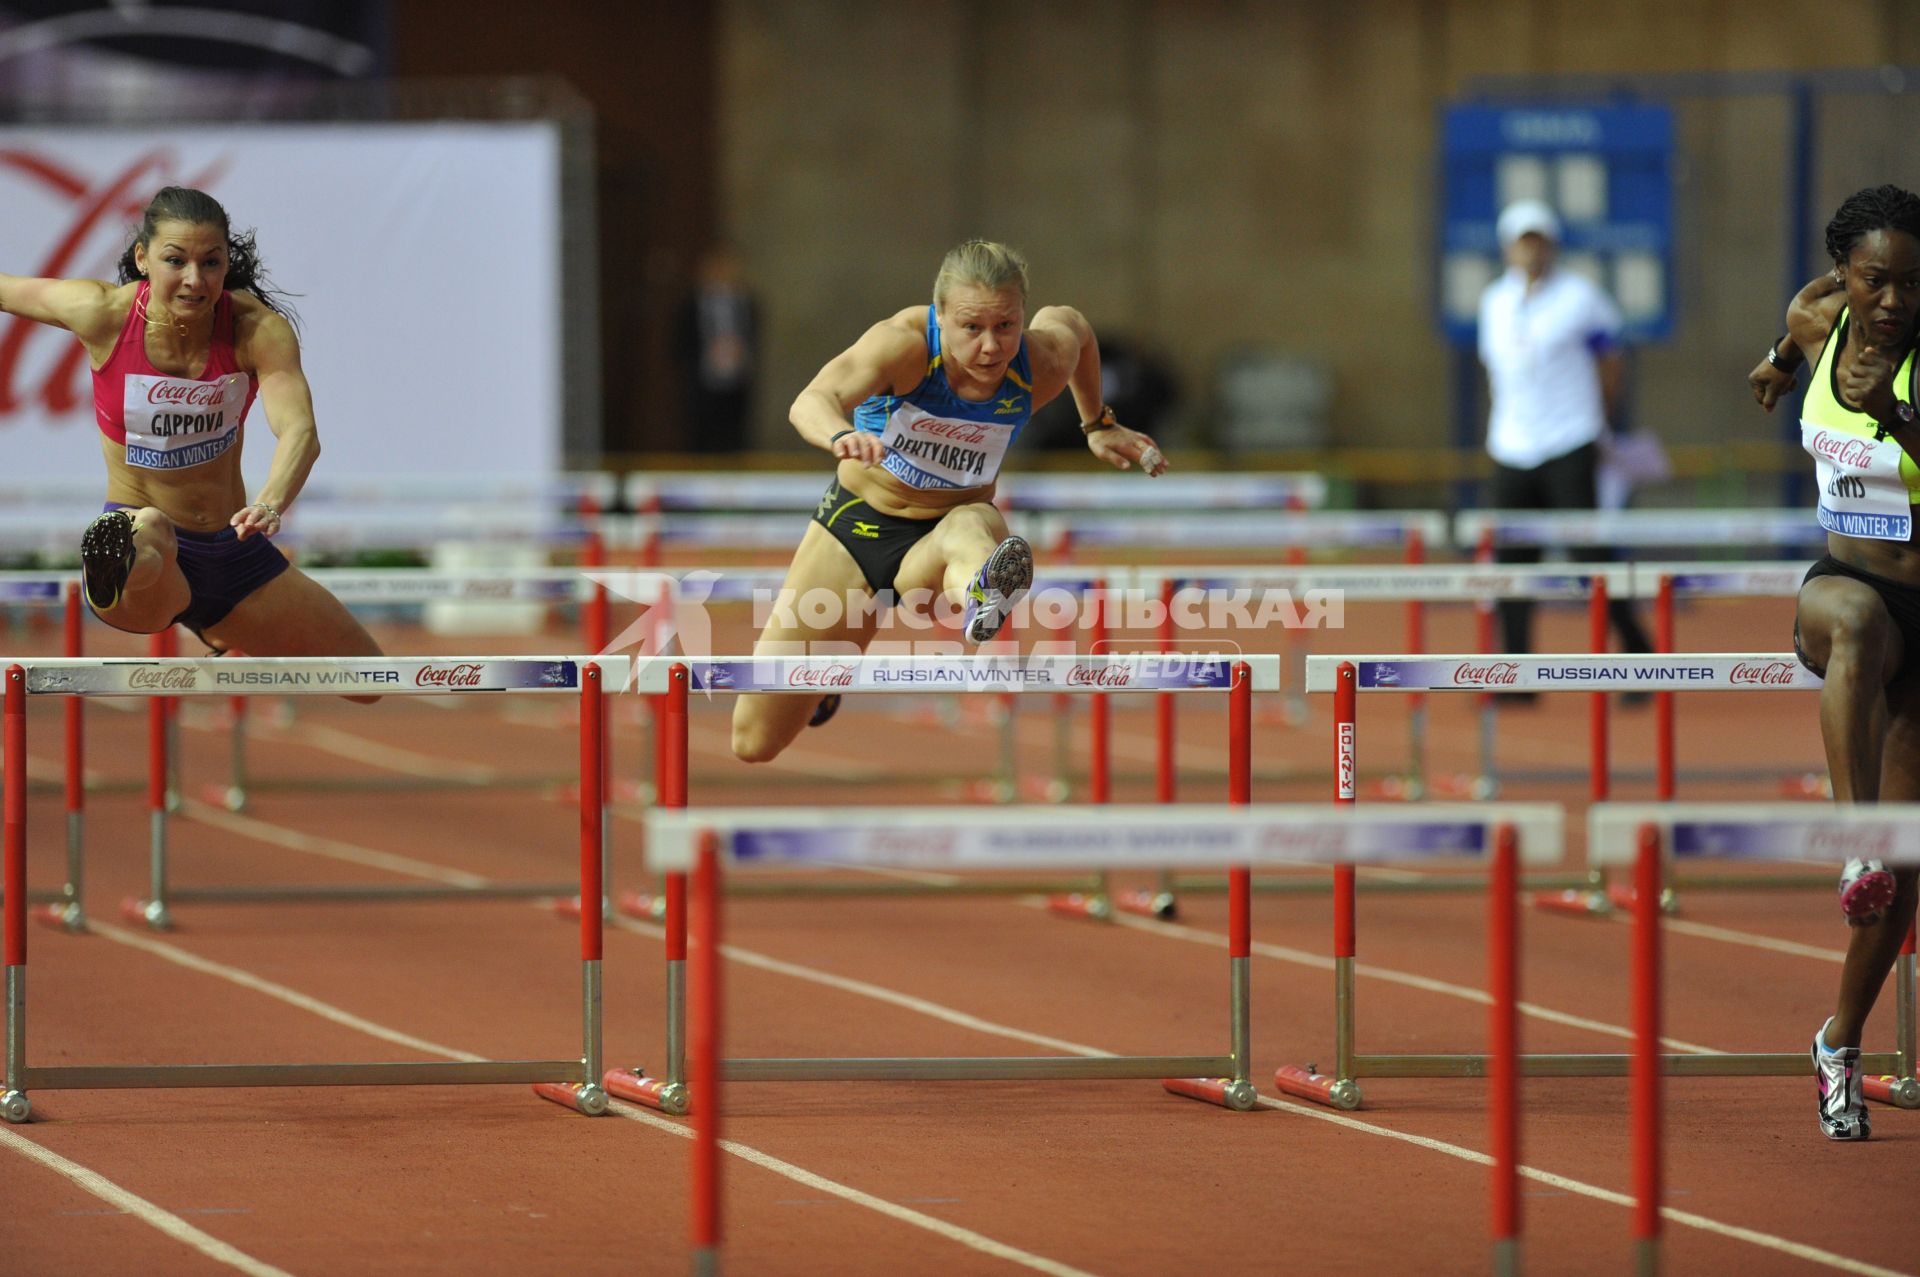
[850,304,1034,490]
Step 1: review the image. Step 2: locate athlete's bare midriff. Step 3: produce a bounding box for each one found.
[98,434,248,532]
[834,456,996,520]
[1829,520,1920,588]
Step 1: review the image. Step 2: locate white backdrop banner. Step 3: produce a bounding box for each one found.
[0,124,562,487]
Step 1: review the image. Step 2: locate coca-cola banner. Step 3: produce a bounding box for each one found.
[681,653,1244,694]
[1589,804,1920,867]
[0,123,561,484]
[20,654,603,696]
[1343,654,1821,692]
[643,802,1566,873]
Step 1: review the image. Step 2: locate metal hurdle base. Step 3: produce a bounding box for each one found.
[605,1059,1256,1112]
[1866,1075,1920,1108]
[1277,1050,1915,1117]
[603,1067,689,1115]
[1273,1064,1362,1110]
[1532,884,1680,918]
[531,1081,610,1115]
[1,1060,604,1124]
[1162,1077,1259,1110]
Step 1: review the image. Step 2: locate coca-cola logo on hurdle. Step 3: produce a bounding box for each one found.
[1729,660,1796,686]
[0,149,230,421]
[787,663,854,689]
[128,666,195,690]
[1066,663,1132,688]
[1810,430,1877,470]
[1808,827,1893,862]
[1452,661,1519,687]
[146,380,228,407]
[907,418,988,445]
[416,663,484,688]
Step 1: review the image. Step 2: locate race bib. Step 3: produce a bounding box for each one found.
[1803,421,1914,541]
[122,372,248,470]
[878,403,1014,490]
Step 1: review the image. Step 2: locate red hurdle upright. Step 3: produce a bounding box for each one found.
[606,662,692,1115]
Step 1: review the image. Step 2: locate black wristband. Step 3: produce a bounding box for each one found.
[1079,405,1118,435]
[1766,334,1802,371]
[829,429,854,446]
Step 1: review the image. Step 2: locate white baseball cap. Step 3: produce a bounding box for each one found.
[1497,199,1562,246]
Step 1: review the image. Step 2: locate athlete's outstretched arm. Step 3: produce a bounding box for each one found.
[1028,305,1169,477]
[789,313,923,466]
[238,307,318,540]
[0,272,115,338]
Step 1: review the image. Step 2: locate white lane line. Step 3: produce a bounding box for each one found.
[1636,915,1845,964]
[162,806,1894,1274]
[1074,906,1726,1055]
[0,1126,297,1277]
[91,920,485,1062]
[255,721,501,785]
[607,914,1114,1057]
[605,1102,1100,1277]
[179,800,490,888]
[77,920,1098,1276]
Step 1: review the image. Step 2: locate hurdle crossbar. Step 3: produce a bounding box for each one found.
[9,654,623,929]
[1453,508,1826,550]
[1,658,615,1121]
[645,801,1561,1276]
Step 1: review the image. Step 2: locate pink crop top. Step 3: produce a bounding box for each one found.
[92,280,257,471]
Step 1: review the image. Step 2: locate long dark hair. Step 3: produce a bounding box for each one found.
[1824,184,1920,267]
[114,186,298,327]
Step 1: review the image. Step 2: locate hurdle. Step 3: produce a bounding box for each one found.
[0,567,625,927]
[209,565,612,813]
[1589,805,1920,1275]
[639,801,1561,1277]
[1278,653,1919,1111]
[1,655,617,1122]
[0,577,92,929]
[602,651,1280,1114]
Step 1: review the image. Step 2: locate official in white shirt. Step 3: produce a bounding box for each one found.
[1477,199,1652,671]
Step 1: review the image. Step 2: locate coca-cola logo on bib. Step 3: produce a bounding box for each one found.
[0,149,230,422]
[146,380,229,407]
[907,418,989,445]
[1810,430,1877,470]
[1452,661,1519,686]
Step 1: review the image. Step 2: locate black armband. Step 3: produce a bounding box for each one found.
[1766,334,1803,372]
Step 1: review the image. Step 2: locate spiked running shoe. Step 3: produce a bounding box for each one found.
[1813,1017,1871,1140]
[1839,858,1897,923]
[80,509,137,612]
[962,535,1032,645]
[808,694,841,728]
